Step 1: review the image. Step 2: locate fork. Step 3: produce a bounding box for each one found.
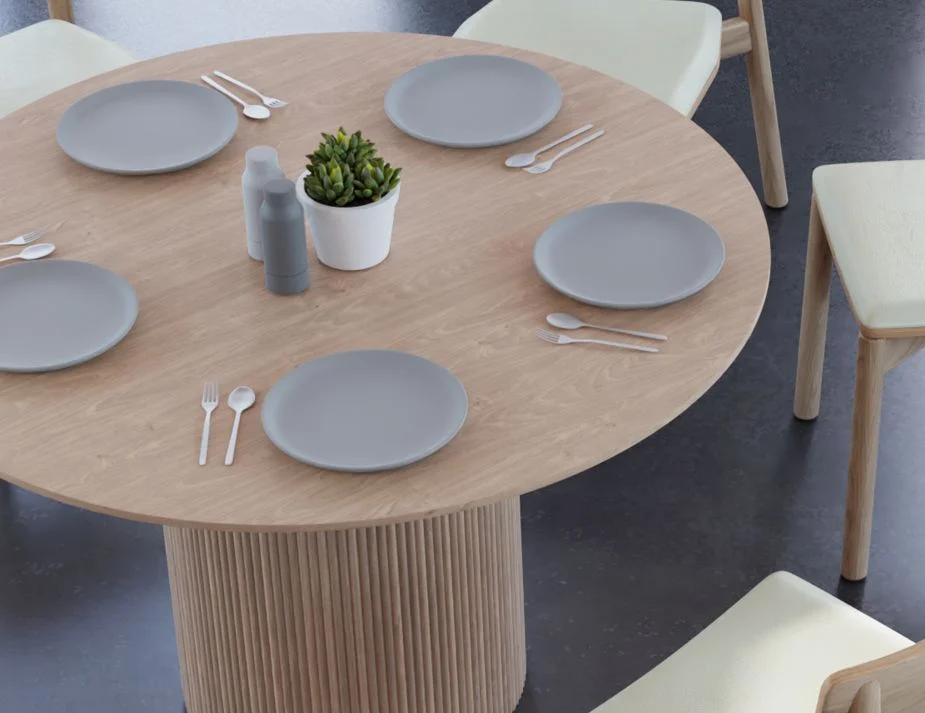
[199,382,219,466]
[1,229,43,247]
[213,71,288,108]
[536,328,659,353]
[524,130,605,174]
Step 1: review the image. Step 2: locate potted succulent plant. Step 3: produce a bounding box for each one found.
[296,128,402,271]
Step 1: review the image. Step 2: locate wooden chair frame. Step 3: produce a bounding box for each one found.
[48,0,73,22]
[819,640,925,713]
[714,0,788,208]
[794,196,925,581]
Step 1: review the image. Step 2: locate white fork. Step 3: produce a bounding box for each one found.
[213,71,288,108]
[199,382,219,465]
[1,229,43,247]
[535,328,659,353]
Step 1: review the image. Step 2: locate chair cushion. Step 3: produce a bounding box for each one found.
[813,161,925,332]
[0,19,136,119]
[454,0,721,116]
[593,572,912,713]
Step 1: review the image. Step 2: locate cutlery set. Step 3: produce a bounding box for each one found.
[546,312,667,342]
[536,328,659,353]
[506,124,604,173]
[200,71,288,121]
[1,230,55,265]
[537,312,667,354]
[200,382,257,465]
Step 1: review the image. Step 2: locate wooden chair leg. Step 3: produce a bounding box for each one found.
[47,0,74,22]
[737,0,788,208]
[794,197,832,420]
[842,335,888,581]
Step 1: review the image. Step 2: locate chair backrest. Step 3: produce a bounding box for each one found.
[818,640,925,713]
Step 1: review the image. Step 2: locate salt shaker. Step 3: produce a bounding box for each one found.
[260,178,310,295]
[241,146,284,261]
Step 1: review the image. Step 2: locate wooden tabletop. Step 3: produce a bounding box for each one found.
[0,33,770,531]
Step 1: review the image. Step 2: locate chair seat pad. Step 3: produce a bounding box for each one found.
[454,0,721,116]
[814,161,925,332]
[592,572,912,713]
[0,19,136,119]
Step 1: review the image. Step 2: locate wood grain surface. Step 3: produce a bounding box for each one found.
[738,0,789,208]
[165,497,526,713]
[0,32,770,530]
[820,640,925,713]
[794,196,832,420]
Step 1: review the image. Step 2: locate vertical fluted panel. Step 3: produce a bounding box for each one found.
[164,497,526,713]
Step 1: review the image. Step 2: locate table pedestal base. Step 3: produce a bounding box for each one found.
[164,497,526,713]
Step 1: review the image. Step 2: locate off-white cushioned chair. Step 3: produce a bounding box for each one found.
[0,19,136,119]
[794,161,925,582]
[454,0,788,208]
[593,571,920,713]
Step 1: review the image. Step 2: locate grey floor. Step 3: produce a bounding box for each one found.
[3,1,925,712]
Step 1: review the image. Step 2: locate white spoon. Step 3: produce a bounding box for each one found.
[0,243,56,264]
[224,386,257,465]
[546,312,667,342]
[504,124,593,168]
[524,130,605,174]
[201,76,271,120]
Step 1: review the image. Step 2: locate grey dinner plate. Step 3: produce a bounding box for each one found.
[262,350,469,472]
[534,202,726,309]
[384,55,562,148]
[57,80,239,175]
[0,260,138,372]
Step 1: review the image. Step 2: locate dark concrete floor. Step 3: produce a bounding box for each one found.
[3,1,925,712]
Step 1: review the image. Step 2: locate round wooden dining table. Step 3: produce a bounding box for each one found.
[0,32,770,713]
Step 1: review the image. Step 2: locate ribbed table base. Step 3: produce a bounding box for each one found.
[164,497,526,713]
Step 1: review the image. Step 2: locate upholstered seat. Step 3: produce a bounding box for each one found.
[593,572,912,713]
[0,19,136,119]
[813,161,925,332]
[454,0,721,116]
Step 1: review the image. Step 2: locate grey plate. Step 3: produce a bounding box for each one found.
[384,55,562,148]
[262,350,469,473]
[534,202,726,309]
[57,80,239,175]
[0,260,138,372]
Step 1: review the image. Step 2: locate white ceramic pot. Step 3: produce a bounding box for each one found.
[296,170,400,271]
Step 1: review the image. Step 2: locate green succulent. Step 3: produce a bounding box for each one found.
[305,128,401,207]
[353,160,401,202]
[309,127,378,167]
[304,159,357,207]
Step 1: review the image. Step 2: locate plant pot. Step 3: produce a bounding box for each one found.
[296,170,400,271]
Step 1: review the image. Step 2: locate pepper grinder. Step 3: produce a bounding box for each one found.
[260,178,309,295]
[241,146,284,261]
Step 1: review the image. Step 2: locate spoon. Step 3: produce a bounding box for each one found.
[546,312,667,342]
[224,386,257,465]
[524,130,605,174]
[200,76,271,120]
[504,124,593,168]
[0,243,56,264]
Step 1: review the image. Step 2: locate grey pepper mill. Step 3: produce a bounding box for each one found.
[260,178,309,295]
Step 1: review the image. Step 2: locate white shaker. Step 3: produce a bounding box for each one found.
[241,146,284,261]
